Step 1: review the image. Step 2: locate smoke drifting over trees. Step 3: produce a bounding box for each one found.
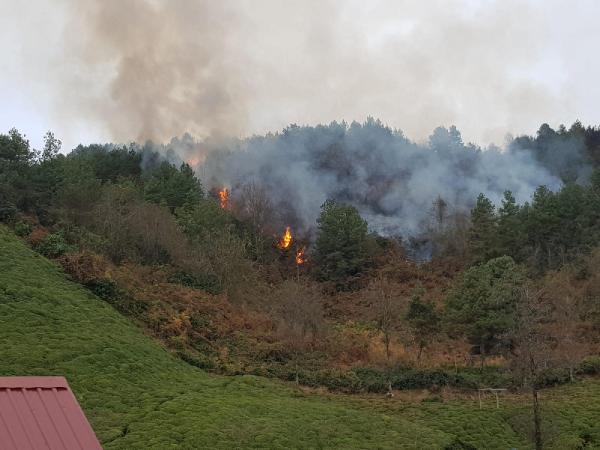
[176,120,560,240]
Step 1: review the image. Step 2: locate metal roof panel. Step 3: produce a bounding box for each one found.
[0,377,102,450]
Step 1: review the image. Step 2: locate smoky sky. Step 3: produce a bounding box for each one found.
[1,0,600,150]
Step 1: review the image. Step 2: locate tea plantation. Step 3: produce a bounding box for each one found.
[1,226,599,449]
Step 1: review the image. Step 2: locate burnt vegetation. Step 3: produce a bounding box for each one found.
[3,120,600,445]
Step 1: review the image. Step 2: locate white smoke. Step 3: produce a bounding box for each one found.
[180,119,562,238]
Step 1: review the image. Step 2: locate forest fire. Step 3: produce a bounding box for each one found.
[218,188,229,209]
[277,227,293,250]
[295,246,306,265]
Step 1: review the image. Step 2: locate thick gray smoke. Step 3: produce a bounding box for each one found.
[169,119,562,238]
[11,0,599,151]
[58,0,247,143]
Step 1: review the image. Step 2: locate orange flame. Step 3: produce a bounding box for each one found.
[218,188,229,209]
[277,226,293,250]
[295,246,306,265]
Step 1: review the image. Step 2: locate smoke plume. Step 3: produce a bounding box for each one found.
[10,0,598,149]
[59,0,248,143]
[159,120,563,239]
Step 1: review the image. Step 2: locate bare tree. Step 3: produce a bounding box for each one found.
[368,273,405,399]
[201,227,255,304]
[543,271,589,382]
[236,182,274,260]
[274,280,324,384]
[506,286,552,450]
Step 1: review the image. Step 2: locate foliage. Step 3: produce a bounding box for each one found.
[70,144,142,183]
[35,232,76,258]
[468,174,600,272]
[445,256,524,359]
[0,128,36,211]
[313,200,370,287]
[468,193,498,263]
[579,356,600,375]
[88,184,192,265]
[13,220,32,237]
[510,121,600,180]
[0,226,460,449]
[168,270,223,295]
[41,131,62,161]
[406,288,440,361]
[144,161,203,211]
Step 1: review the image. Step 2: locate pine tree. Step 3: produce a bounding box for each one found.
[468,193,498,263]
[313,200,369,288]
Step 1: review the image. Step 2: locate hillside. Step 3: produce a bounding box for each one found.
[2,226,600,449]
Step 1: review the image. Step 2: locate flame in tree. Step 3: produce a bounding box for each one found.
[218,188,229,209]
[277,226,293,250]
[295,246,306,265]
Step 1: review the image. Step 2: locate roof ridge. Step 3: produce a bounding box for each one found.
[0,377,69,389]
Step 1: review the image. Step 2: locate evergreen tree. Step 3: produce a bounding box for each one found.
[313,200,370,287]
[41,131,62,162]
[144,162,203,212]
[405,288,440,362]
[497,190,523,259]
[445,256,524,365]
[468,193,498,263]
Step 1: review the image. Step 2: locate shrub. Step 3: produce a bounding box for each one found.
[36,232,75,258]
[579,356,600,375]
[58,251,107,284]
[13,221,32,237]
[444,438,477,450]
[86,278,120,301]
[535,368,571,388]
[0,204,17,223]
[168,270,222,295]
[177,350,217,370]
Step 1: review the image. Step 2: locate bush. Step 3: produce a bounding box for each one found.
[579,356,600,375]
[0,204,17,223]
[58,251,107,284]
[444,438,477,450]
[13,221,32,237]
[86,278,148,316]
[168,270,222,295]
[86,278,120,301]
[535,368,571,388]
[36,232,75,258]
[267,366,497,394]
[177,350,217,371]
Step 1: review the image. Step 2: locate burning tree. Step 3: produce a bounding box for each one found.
[277,226,293,250]
[218,187,229,210]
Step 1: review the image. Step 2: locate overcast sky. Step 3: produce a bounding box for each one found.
[1,0,599,151]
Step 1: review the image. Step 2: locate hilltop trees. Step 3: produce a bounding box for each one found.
[144,162,203,212]
[3,121,600,401]
[0,129,36,218]
[41,131,62,162]
[313,200,370,288]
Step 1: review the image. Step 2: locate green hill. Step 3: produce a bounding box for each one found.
[1,226,599,449]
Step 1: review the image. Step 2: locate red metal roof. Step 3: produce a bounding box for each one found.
[0,377,102,450]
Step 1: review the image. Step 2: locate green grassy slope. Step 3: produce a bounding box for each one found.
[1,226,598,449]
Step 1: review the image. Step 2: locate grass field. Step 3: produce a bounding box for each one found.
[1,225,599,449]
